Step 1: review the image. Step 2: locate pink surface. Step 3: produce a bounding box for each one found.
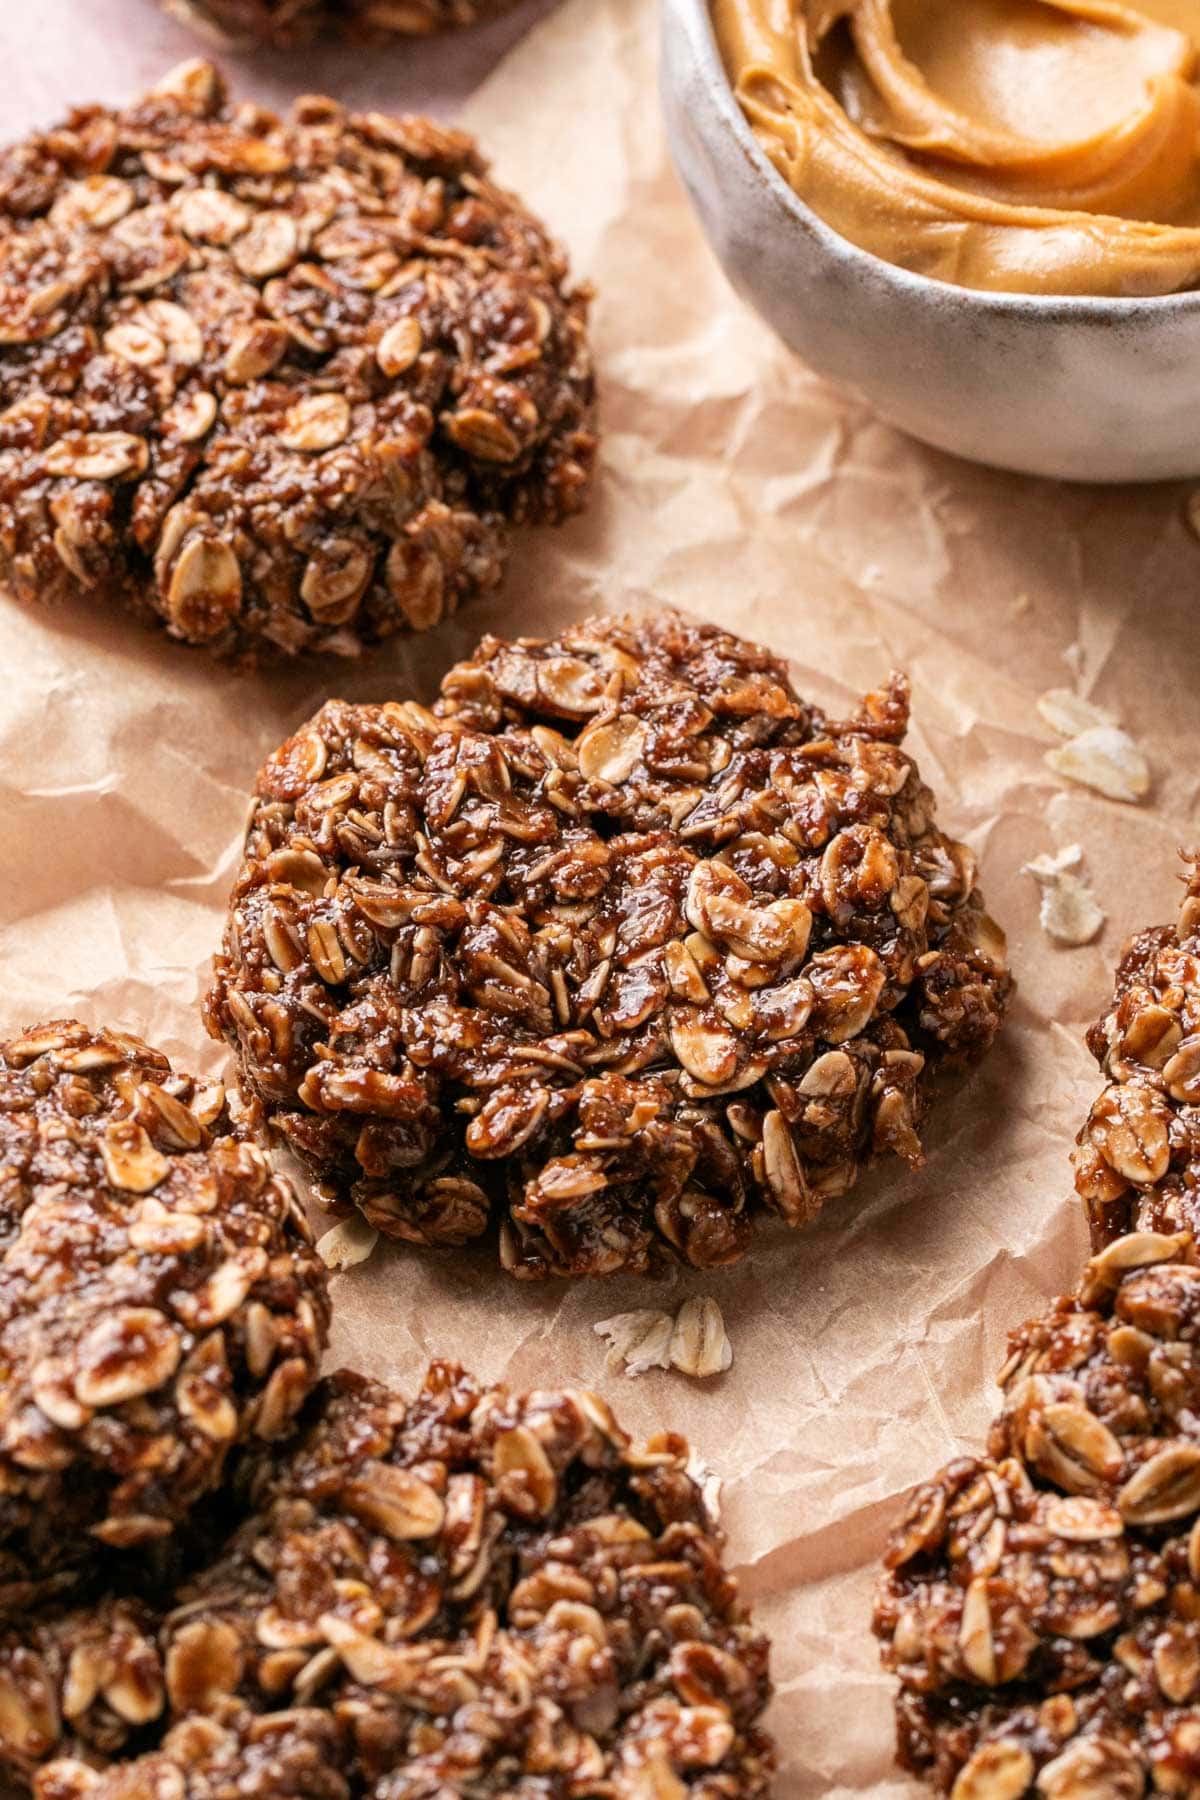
[0,0,558,133]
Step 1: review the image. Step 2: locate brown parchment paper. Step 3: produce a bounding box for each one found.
[3,0,1200,1792]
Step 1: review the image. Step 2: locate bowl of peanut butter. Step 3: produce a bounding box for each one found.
[661,0,1200,480]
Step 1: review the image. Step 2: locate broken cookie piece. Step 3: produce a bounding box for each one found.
[0,1020,329,1584]
[206,611,1012,1278]
[0,61,595,660]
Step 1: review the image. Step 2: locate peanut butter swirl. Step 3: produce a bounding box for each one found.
[713,0,1200,296]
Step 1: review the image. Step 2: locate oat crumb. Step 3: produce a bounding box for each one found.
[1023,845,1106,946]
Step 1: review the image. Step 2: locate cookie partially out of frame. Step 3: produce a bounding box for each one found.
[874,873,1200,1798]
[875,1228,1200,1798]
[166,0,517,46]
[206,610,1012,1278]
[0,1019,329,1587]
[30,1364,775,1799]
[1075,858,1200,1249]
[0,61,595,660]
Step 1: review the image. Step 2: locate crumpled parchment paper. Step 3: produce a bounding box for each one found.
[2,0,1199,1792]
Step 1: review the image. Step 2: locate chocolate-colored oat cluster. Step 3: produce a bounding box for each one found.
[37,1365,775,1800]
[0,61,594,660]
[875,867,1200,1797]
[0,1598,163,1783]
[0,1019,328,1588]
[1075,868,1200,1250]
[206,610,1011,1277]
[166,0,516,44]
[0,1022,773,1796]
[877,1229,1200,1798]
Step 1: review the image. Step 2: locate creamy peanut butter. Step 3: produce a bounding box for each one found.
[712,0,1200,295]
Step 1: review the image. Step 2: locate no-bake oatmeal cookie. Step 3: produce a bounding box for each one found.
[875,871,1200,1798]
[0,1019,329,1585]
[206,611,1012,1278]
[166,0,517,45]
[1075,858,1200,1251]
[20,1363,774,1798]
[876,1228,1200,1798]
[0,61,594,659]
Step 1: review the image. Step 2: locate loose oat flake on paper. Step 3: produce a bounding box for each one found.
[594,1308,674,1375]
[316,1214,380,1271]
[670,1294,734,1378]
[1039,689,1151,804]
[1036,688,1116,739]
[1045,726,1151,804]
[1022,844,1106,946]
[596,1295,733,1379]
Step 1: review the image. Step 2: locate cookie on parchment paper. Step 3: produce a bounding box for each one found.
[165,0,518,46]
[875,872,1200,1797]
[0,61,595,660]
[207,610,1012,1278]
[21,1364,775,1798]
[1075,855,1200,1250]
[0,1019,329,1588]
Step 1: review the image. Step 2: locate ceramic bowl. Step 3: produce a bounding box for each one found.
[660,0,1200,483]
